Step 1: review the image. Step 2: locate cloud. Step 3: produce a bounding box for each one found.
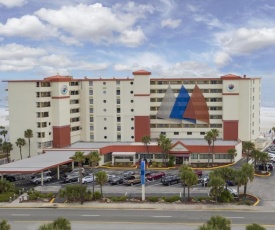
[0,43,109,73]
[0,15,58,39]
[161,18,182,29]
[34,3,150,47]
[193,13,223,29]
[215,27,275,66]
[0,0,27,8]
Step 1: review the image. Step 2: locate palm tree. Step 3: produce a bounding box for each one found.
[0,129,8,142]
[251,149,261,168]
[157,134,172,166]
[15,138,26,160]
[208,173,225,202]
[258,152,269,172]
[241,163,254,199]
[246,223,266,230]
[2,142,13,163]
[141,135,151,160]
[95,171,108,198]
[227,148,237,163]
[211,129,219,163]
[204,215,231,230]
[184,171,198,200]
[52,217,71,230]
[243,141,255,163]
[179,165,192,201]
[88,151,101,197]
[204,132,213,166]
[70,151,86,204]
[212,167,235,189]
[234,169,244,196]
[24,129,33,158]
[0,219,11,230]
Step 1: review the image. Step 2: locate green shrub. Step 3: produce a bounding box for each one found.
[218,190,234,203]
[110,196,127,202]
[163,196,180,203]
[157,162,163,168]
[29,193,39,200]
[105,162,112,167]
[152,161,158,167]
[0,192,15,202]
[147,197,159,202]
[93,191,102,200]
[85,190,93,201]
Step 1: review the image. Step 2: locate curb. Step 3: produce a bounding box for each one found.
[254,172,271,177]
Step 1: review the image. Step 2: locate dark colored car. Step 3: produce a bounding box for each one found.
[257,163,273,171]
[3,174,16,182]
[146,172,165,181]
[193,170,202,178]
[226,180,237,186]
[161,175,180,185]
[109,176,124,185]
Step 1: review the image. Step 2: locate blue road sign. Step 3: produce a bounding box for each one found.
[141,161,145,185]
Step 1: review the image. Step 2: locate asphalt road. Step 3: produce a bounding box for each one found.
[1,208,275,230]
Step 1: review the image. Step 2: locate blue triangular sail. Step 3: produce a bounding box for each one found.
[169,85,196,123]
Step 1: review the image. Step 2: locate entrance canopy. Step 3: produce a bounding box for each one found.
[112,152,136,157]
[0,151,83,174]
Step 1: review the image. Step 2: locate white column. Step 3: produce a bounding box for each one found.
[41,172,44,186]
[112,155,114,165]
[57,165,60,180]
[72,162,74,169]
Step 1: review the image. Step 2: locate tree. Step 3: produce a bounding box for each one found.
[234,169,244,195]
[208,174,225,202]
[38,217,71,230]
[212,167,235,189]
[52,217,71,230]
[0,179,15,193]
[157,134,172,166]
[211,129,219,163]
[201,215,231,230]
[16,138,26,160]
[184,171,198,200]
[70,151,86,204]
[227,148,237,163]
[204,132,213,166]
[88,151,101,197]
[243,141,255,163]
[95,171,108,198]
[2,142,13,163]
[24,129,33,158]
[258,152,269,171]
[251,149,261,168]
[0,220,11,230]
[179,165,193,201]
[0,129,8,142]
[246,223,266,230]
[241,163,255,199]
[141,135,151,160]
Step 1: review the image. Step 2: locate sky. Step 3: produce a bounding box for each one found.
[0,0,274,107]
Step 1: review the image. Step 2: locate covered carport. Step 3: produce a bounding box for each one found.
[0,151,78,186]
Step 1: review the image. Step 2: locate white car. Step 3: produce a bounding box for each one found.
[225,187,238,197]
[30,175,52,184]
[79,175,95,184]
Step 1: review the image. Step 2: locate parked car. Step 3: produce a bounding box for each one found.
[226,180,238,186]
[63,173,79,183]
[79,175,94,184]
[109,176,124,185]
[200,175,209,186]
[107,174,116,182]
[30,175,52,184]
[146,172,165,181]
[161,175,180,186]
[30,170,52,180]
[193,169,202,178]
[3,174,16,182]
[225,187,238,197]
[66,168,85,176]
[123,171,135,178]
[257,163,274,171]
[123,175,141,186]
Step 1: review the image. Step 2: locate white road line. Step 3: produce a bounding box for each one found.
[153,216,172,218]
[82,215,100,217]
[12,214,30,216]
[226,217,244,219]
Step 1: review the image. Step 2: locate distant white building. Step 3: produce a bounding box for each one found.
[4,70,261,165]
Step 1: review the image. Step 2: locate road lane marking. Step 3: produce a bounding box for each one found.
[153,216,172,218]
[226,217,244,219]
[12,214,30,216]
[82,215,100,217]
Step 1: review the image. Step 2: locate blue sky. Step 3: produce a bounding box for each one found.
[0,0,274,107]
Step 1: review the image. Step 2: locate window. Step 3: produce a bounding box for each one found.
[215,154,231,159]
[200,132,205,135]
[130,91,133,94]
[174,132,179,135]
[161,132,166,135]
[191,154,198,159]
[90,117,94,122]
[131,109,134,112]
[117,117,121,122]
[89,90,93,95]
[131,136,134,139]
[117,134,121,140]
[104,127,107,130]
[117,108,121,113]
[116,90,120,95]
[117,126,121,131]
[90,108,93,113]
[199,154,209,159]
[103,109,106,112]
[116,81,120,85]
[187,132,192,135]
[131,127,134,130]
[90,126,94,131]
[103,82,106,85]
[131,118,134,121]
[103,100,106,103]
[89,81,93,86]
[104,136,107,139]
[90,99,93,104]
[130,82,133,85]
[37,132,45,138]
[131,100,134,103]
[117,99,120,104]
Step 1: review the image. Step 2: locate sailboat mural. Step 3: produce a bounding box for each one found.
[156,84,209,124]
